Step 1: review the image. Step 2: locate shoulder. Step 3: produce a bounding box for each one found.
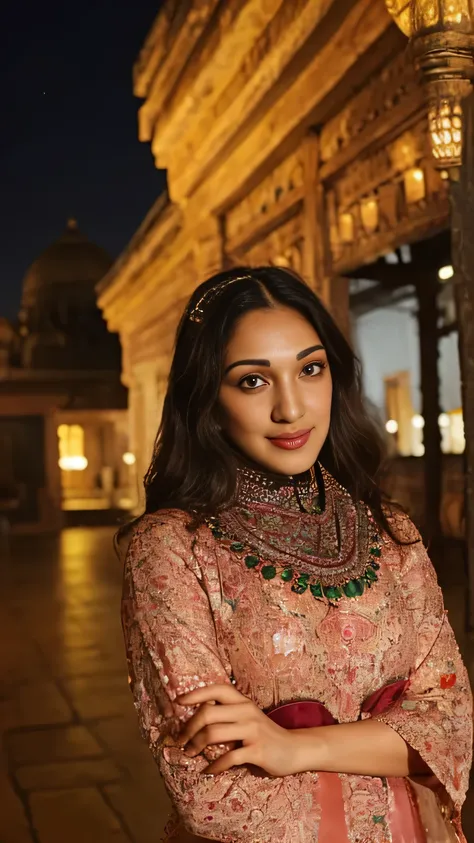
[383,509,444,613]
[132,508,193,538]
[383,504,422,545]
[125,509,200,571]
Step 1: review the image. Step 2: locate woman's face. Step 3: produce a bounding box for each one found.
[219,306,332,475]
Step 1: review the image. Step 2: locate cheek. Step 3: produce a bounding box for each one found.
[219,394,264,436]
[308,378,332,417]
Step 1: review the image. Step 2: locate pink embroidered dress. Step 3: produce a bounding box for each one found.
[122,465,472,842]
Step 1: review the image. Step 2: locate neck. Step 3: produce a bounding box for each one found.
[235,461,323,514]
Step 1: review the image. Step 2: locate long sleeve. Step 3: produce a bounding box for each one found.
[121,512,321,843]
[373,524,472,820]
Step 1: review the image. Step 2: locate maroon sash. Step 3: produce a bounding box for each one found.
[266,678,408,729]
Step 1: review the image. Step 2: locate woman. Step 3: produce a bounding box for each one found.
[121,266,472,843]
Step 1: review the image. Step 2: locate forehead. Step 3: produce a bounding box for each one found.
[225,307,322,355]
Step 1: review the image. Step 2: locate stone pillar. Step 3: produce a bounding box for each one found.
[415,271,443,546]
[44,410,63,531]
[301,133,351,340]
[301,133,329,303]
[128,377,146,510]
[451,92,474,630]
[328,275,351,342]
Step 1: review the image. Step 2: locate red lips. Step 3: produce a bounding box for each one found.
[267,429,313,450]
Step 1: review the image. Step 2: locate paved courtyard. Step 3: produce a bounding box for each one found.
[0,527,171,843]
[0,527,473,842]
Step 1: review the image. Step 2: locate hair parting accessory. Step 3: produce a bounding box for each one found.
[188,274,253,323]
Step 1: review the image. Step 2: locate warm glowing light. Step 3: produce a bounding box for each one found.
[360,199,379,235]
[339,213,354,244]
[385,419,399,434]
[59,455,88,471]
[438,413,450,428]
[413,443,425,457]
[122,452,136,466]
[404,167,426,203]
[385,0,411,36]
[412,414,425,430]
[438,264,454,281]
[429,100,463,168]
[57,424,86,470]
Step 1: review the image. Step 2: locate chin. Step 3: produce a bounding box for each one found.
[257,446,320,477]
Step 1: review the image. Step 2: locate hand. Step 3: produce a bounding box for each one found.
[176,683,307,776]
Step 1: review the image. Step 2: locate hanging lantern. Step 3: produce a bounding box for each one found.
[385,0,474,168]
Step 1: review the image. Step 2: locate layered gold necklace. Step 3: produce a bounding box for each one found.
[206,464,382,603]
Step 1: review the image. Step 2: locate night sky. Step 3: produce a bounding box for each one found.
[1,0,165,319]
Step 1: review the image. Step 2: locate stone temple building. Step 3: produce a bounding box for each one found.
[0,220,134,533]
[97,0,467,540]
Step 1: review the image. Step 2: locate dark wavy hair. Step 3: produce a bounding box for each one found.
[141,265,400,540]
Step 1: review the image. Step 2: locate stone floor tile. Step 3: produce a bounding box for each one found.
[15,758,122,790]
[30,787,130,843]
[90,716,156,775]
[0,770,32,843]
[62,674,130,719]
[0,635,45,684]
[104,781,170,843]
[2,682,73,728]
[7,725,103,765]
[46,646,126,678]
[0,697,23,731]
[34,628,106,653]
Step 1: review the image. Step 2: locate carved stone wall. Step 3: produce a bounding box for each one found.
[125,256,196,373]
[170,0,323,186]
[236,214,304,273]
[325,119,449,274]
[151,0,337,199]
[165,0,391,212]
[320,50,423,172]
[225,150,304,246]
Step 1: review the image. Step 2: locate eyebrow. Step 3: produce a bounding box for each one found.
[224,358,270,375]
[224,344,325,375]
[296,344,325,360]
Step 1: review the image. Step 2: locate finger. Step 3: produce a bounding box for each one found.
[203,747,249,775]
[184,724,247,756]
[177,684,245,706]
[179,703,251,746]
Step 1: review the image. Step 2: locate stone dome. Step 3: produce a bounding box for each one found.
[21,219,113,312]
[19,219,120,371]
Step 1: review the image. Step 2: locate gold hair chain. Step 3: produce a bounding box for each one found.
[188,274,252,323]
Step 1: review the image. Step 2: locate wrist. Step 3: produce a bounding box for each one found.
[289,728,328,775]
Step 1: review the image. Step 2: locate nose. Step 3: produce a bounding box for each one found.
[271,381,305,424]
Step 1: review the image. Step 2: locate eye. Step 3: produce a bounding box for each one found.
[239,374,267,390]
[301,361,326,377]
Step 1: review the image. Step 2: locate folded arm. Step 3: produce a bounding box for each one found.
[292,716,430,777]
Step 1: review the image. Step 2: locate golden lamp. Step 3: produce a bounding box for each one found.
[385,0,474,168]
